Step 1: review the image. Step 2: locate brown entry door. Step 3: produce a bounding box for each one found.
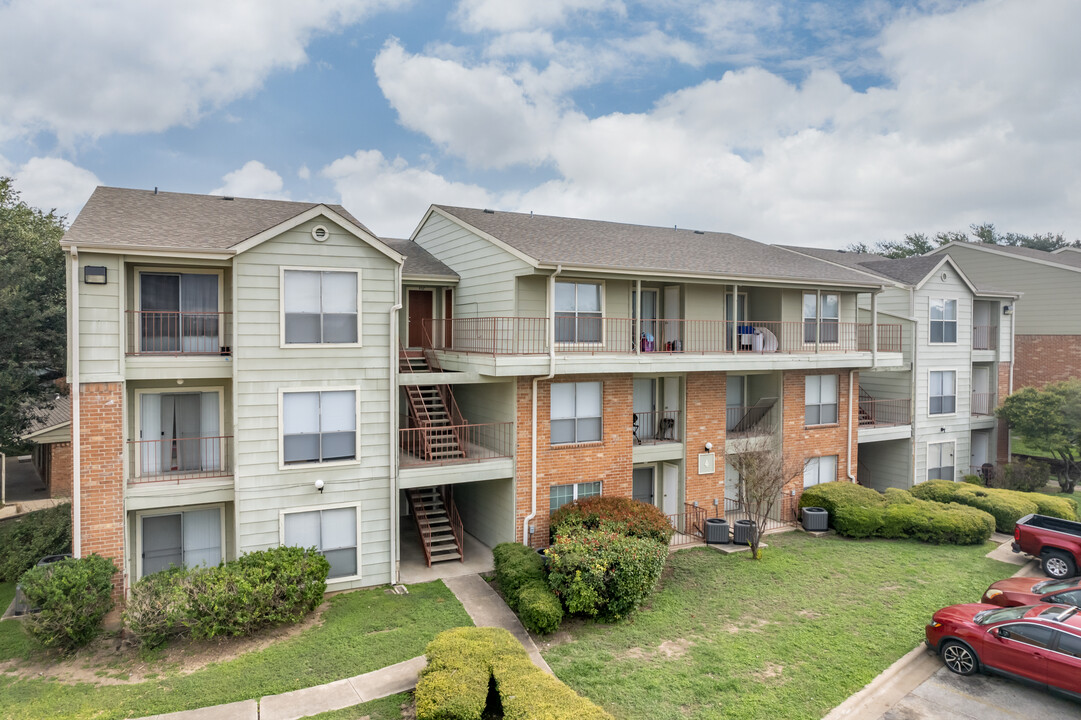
[408,290,433,347]
[444,288,453,348]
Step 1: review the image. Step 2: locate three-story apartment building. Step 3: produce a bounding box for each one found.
[783,248,1018,489]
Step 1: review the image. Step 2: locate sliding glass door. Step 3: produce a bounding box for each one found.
[139,272,220,353]
[139,391,221,476]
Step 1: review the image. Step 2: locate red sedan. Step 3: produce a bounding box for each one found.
[982,578,1081,608]
[926,603,1081,701]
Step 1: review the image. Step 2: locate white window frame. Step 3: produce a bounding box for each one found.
[132,386,226,479]
[803,456,838,488]
[279,266,363,349]
[927,440,956,482]
[279,501,362,583]
[929,298,958,345]
[549,481,602,514]
[803,291,840,345]
[278,386,361,470]
[550,380,603,445]
[804,374,840,427]
[928,369,957,416]
[554,279,605,346]
[134,504,226,580]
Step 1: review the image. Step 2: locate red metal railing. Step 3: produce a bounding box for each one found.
[971,393,997,416]
[442,486,464,564]
[858,393,911,427]
[422,317,548,355]
[667,503,708,547]
[127,311,232,355]
[128,436,232,483]
[399,422,514,467]
[633,410,681,444]
[972,326,998,351]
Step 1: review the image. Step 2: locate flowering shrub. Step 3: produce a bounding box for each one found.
[549,496,674,545]
[546,529,666,621]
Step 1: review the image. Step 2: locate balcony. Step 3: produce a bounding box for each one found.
[972,326,998,351]
[423,318,902,356]
[971,393,997,417]
[858,393,911,428]
[128,436,233,484]
[399,422,514,468]
[126,311,233,356]
[633,410,680,445]
[726,400,778,438]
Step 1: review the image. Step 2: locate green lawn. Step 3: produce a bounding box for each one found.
[0,583,34,661]
[543,532,1015,720]
[0,581,471,720]
[1009,437,1056,460]
[302,692,411,719]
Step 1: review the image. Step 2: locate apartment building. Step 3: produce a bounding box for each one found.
[783,248,1017,489]
[66,190,909,592]
[926,243,1081,389]
[403,206,905,555]
[63,188,408,596]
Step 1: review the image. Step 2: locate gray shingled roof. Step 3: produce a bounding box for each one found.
[956,243,1081,269]
[779,245,1016,295]
[435,206,886,287]
[23,394,71,437]
[381,238,458,280]
[63,187,374,251]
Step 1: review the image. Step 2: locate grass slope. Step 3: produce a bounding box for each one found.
[0,581,470,720]
[544,532,1014,720]
[301,692,411,719]
[0,583,33,661]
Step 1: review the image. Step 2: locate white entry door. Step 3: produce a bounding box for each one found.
[971,431,990,469]
[662,463,679,516]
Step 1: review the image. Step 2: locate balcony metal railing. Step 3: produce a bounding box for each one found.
[971,393,997,417]
[127,311,232,356]
[633,410,681,445]
[128,436,233,483]
[399,422,514,467]
[972,326,998,351]
[858,397,911,427]
[422,317,903,356]
[726,403,778,437]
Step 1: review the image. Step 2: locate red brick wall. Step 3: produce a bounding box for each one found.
[48,441,72,497]
[77,382,126,599]
[1014,335,1081,389]
[514,374,633,545]
[684,372,726,509]
[996,362,1011,462]
[780,369,858,519]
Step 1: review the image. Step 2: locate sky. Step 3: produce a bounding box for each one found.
[0,0,1079,248]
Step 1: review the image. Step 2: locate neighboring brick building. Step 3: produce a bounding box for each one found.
[21,394,74,498]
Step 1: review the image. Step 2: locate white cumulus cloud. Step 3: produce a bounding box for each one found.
[6,157,101,222]
[454,0,625,33]
[211,161,288,199]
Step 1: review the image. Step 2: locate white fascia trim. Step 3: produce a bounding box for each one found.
[60,244,232,260]
[20,421,72,442]
[535,262,887,290]
[230,206,404,265]
[772,246,907,288]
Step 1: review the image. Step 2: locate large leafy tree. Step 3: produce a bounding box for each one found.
[848,223,1080,258]
[997,380,1081,493]
[0,178,67,452]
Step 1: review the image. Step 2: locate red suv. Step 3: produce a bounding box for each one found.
[982,578,1081,608]
[926,603,1081,701]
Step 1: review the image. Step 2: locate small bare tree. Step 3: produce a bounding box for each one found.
[727,439,806,560]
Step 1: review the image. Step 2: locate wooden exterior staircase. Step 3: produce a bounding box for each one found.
[408,486,464,566]
[400,351,466,462]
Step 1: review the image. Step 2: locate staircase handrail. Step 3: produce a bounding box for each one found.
[441,486,465,563]
[411,491,434,567]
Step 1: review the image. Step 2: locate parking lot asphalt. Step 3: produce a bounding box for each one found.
[881,665,1081,720]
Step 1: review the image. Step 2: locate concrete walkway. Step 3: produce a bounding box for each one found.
[442,573,554,674]
[823,537,1042,720]
[136,574,551,719]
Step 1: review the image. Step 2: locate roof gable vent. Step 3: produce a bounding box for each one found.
[311,225,329,242]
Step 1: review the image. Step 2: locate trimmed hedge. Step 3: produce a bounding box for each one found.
[0,503,71,582]
[415,627,612,720]
[799,482,994,545]
[550,496,674,544]
[19,554,116,652]
[546,530,666,621]
[910,480,1052,532]
[124,546,329,647]
[1029,493,1079,522]
[492,542,562,635]
[797,482,885,518]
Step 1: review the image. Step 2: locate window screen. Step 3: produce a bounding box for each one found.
[283,507,358,579]
[805,375,838,425]
[551,382,602,444]
[284,270,358,344]
[283,390,356,464]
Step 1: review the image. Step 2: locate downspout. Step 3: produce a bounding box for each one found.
[389,262,403,582]
[909,286,918,488]
[524,264,561,545]
[70,246,81,557]
[847,369,856,483]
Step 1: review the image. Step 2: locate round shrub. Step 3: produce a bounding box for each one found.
[19,554,116,653]
[517,579,563,635]
[0,503,71,582]
[907,479,958,504]
[828,488,993,545]
[797,481,886,521]
[493,542,545,609]
[124,568,192,648]
[550,496,674,544]
[546,530,667,621]
[1030,493,1079,521]
[833,505,883,538]
[911,480,1038,532]
[962,474,984,486]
